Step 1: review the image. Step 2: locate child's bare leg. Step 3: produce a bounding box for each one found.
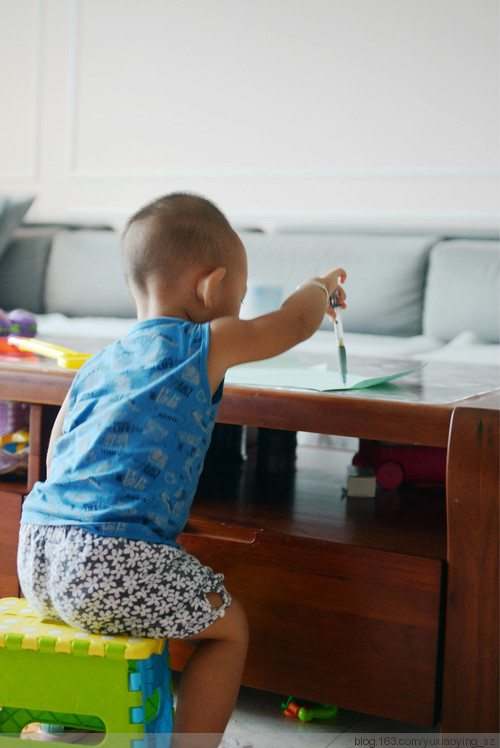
[171,595,248,748]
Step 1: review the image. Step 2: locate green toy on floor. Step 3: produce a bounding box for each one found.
[282,695,338,722]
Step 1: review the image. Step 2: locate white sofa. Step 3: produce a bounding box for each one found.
[1,224,498,369]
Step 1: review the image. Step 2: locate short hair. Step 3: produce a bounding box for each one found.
[121,192,236,291]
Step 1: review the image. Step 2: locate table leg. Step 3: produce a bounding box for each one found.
[441,403,499,732]
[27,403,59,492]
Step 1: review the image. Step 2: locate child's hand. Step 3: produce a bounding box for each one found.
[208,267,347,394]
[319,268,347,323]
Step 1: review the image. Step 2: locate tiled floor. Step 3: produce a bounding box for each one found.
[213,678,440,748]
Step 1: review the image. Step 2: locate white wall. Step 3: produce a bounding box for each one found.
[1,0,498,230]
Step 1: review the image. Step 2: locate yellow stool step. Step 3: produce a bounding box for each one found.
[0,598,173,746]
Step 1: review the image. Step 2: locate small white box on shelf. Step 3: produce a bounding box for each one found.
[346,465,377,498]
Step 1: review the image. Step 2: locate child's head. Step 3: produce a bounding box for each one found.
[122,193,239,290]
[121,192,247,321]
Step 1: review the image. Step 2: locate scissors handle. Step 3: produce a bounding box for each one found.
[330,289,341,308]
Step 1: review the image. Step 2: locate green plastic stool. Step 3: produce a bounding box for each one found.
[0,598,174,746]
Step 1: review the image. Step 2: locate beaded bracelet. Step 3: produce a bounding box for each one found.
[296,279,330,302]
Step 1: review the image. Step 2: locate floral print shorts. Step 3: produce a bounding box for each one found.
[17,524,231,639]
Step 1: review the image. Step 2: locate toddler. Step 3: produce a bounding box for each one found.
[18,192,346,748]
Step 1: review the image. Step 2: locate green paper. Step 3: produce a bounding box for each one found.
[226,357,427,392]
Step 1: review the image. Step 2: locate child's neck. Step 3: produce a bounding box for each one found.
[135,294,213,325]
[133,271,217,324]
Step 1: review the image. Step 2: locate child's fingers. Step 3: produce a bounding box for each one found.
[327,267,346,285]
[336,286,347,307]
[314,268,347,317]
[323,268,347,295]
[325,307,338,322]
[336,268,347,284]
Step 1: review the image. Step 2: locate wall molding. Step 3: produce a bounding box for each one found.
[66,0,80,177]
[66,166,500,181]
[66,205,499,230]
[3,0,494,228]
[65,5,498,183]
[0,0,42,181]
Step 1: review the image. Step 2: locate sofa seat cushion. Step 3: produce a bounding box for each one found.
[34,316,499,368]
[296,330,500,366]
[412,331,500,367]
[36,312,136,339]
[295,330,442,360]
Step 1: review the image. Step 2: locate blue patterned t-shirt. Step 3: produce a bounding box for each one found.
[21,318,223,545]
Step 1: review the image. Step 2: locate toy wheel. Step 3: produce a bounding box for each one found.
[376,461,404,490]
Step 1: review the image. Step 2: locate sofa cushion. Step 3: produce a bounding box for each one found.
[0,227,55,313]
[295,329,442,359]
[411,331,500,366]
[423,239,500,343]
[241,232,438,336]
[0,194,35,259]
[44,230,136,317]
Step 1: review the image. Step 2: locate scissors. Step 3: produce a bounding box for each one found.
[330,289,348,384]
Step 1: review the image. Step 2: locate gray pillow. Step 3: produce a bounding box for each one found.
[0,195,35,259]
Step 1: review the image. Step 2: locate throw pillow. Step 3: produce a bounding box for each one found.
[0,194,35,260]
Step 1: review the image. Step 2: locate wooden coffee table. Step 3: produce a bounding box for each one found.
[0,348,498,732]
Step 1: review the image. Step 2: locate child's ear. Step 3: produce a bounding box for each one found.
[196,267,226,308]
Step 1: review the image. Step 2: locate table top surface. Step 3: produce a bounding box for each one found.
[1,336,498,447]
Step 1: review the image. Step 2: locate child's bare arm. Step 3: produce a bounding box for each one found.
[207,268,346,393]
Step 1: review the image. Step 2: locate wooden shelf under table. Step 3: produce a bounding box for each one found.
[171,444,447,726]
